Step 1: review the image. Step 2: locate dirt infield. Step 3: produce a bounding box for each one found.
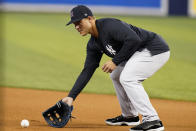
[0,87,196,131]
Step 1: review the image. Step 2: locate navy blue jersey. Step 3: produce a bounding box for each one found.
[68,18,169,100]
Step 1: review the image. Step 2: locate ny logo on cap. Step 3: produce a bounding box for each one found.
[71,11,74,18]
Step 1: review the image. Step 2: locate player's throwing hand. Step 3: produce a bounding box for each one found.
[102,60,117,73]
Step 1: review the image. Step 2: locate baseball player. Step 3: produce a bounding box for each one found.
[62,5,170,131]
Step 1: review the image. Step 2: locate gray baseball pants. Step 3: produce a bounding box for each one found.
[110,48,170,122]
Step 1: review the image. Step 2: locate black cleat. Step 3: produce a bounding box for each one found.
[130,120,164,131]
[105,115,140,126]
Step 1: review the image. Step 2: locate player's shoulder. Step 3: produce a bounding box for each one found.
[96,18,122,27]
[96,18,130,31]
[96,18,120,23]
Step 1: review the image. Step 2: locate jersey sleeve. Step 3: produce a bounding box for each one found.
[105,20,142,65]
[68,41,103,100]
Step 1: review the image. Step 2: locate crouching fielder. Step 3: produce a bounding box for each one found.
[63,5,170,131]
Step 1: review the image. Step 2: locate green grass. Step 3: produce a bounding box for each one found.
[1,13,196,102]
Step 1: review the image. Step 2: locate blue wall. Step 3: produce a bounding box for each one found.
[3,0,192,16]
[2,0,161,8]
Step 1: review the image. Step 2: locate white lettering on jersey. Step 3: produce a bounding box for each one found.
[106,44,116,55]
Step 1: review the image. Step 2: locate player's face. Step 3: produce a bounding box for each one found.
[74,18,92,36]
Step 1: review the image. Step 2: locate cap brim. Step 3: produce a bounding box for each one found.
[66,18,83,26]
[66,21,72,26]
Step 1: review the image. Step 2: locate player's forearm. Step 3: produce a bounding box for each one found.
[68,66,97,100]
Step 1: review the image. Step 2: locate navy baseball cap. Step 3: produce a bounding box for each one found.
[66,5,93,26]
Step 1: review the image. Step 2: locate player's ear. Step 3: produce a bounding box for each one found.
[88,16,95,23]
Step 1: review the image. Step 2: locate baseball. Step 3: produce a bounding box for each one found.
[21,119,29,128]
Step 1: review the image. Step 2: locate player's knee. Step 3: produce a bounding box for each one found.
[119,74,128,85]
[119,73,136,86]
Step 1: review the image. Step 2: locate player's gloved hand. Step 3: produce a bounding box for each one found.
[42,100,74,128]
[102,60,117,73]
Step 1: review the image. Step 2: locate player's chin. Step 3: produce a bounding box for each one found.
[80,32,88,36]
[79,31,88,36]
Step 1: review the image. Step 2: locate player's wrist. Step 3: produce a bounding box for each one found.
[112,59,119,66]
[62,97,73,106]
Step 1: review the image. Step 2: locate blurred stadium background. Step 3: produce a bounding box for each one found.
[0,0,196,101]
